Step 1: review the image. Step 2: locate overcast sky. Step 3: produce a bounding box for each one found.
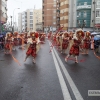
[7,0,42,23]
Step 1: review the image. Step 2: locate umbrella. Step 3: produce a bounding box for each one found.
[91,32,98,35]
[94,35,100,40]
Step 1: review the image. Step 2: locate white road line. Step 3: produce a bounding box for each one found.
[49,42,72,100]
[53,47,84,100]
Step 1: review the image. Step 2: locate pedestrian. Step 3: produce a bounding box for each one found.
[94,40,100,53]
[90,35,94,50]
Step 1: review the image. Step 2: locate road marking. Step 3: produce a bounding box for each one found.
[53,47,84,100]
[49,42,72,100]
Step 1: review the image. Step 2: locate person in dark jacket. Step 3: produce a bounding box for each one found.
[94,40,100,53]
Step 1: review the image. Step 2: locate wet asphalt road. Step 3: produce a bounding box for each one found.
[0,39,100,100]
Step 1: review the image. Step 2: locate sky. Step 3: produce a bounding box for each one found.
[7,0,42,23]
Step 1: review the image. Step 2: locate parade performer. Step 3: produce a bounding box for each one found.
[13,31,19,50]
[82,31,91,54]
[24,32,28,44]
[59,32,63,52]
[65,29,84,63]
[62,32,69,54]
[35,31,40,54]
[4,32,13,54]
[24,32,37,63]
[56,33,60,47]
[18,33,25,50]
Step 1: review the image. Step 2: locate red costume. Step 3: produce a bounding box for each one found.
[62,33,69,49]
[26,40,37,58]
[83,37,91,49]
[83,32,91,49]
[69,39,81,56]
[26,32,37,58]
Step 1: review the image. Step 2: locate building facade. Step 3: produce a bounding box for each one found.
[76,0,92,28]
[56,0,60,29]
[33,9,42,31]
[42,0,57,33]
[18,13,22,32]
[95,0,100,30]
[18,9,42,32]
[60,0,69,31]
[68,0,77,29]
[0,0,8,32]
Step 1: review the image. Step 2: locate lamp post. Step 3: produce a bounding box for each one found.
[13,8,20,32]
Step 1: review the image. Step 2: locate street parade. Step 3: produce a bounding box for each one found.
[0,28,100,65]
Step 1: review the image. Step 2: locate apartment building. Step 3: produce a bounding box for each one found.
[60,0,69,31]
[33,9,42,31]
[42,0,57,33]
[68,0,77,29]
[18,9,42,32]
[0,0,8,32]
[56,0,60,29]
[94,0,100,30]
[18,13,22,32]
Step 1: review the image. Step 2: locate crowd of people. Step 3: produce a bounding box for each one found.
[0,31,46,63]
[0,28,100,64]
[47,29,100,63]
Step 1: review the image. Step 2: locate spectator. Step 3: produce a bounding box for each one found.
[94,40,100,53]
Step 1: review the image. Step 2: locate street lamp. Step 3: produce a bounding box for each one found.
[13,8,20,32]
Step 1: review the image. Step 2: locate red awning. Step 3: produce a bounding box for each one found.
[95,24,100,28]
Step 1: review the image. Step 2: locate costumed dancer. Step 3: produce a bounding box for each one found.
[82,31,91,54]
[67,31,74,53]
[35,32,40,54]
[65,29,83,63]
[18,33,25,49]
[13,31,19,50]
[62,32,69,54]
[59,32,63,52]
[56,33,60,48]
[39,33,45,43]
[4,32,13,54]
[24,32,37,63]
[24,32,28,47]
[52,33,57,46]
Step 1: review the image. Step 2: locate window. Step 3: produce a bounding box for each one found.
[96,18,100,23]
[84,20,87,24]
[53,16,56,19]
[30,24,33,28]
[79,3,81,6]
[53,22,56,25]
[84,2,87,5]
[30,20,33,23]
[53,10,56,13]
[30,16,33,19]
[30,12,33,15]
[53,5,56,7]
[83,11,87,17]
[78,12,81,17]
[96,11,100,17]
